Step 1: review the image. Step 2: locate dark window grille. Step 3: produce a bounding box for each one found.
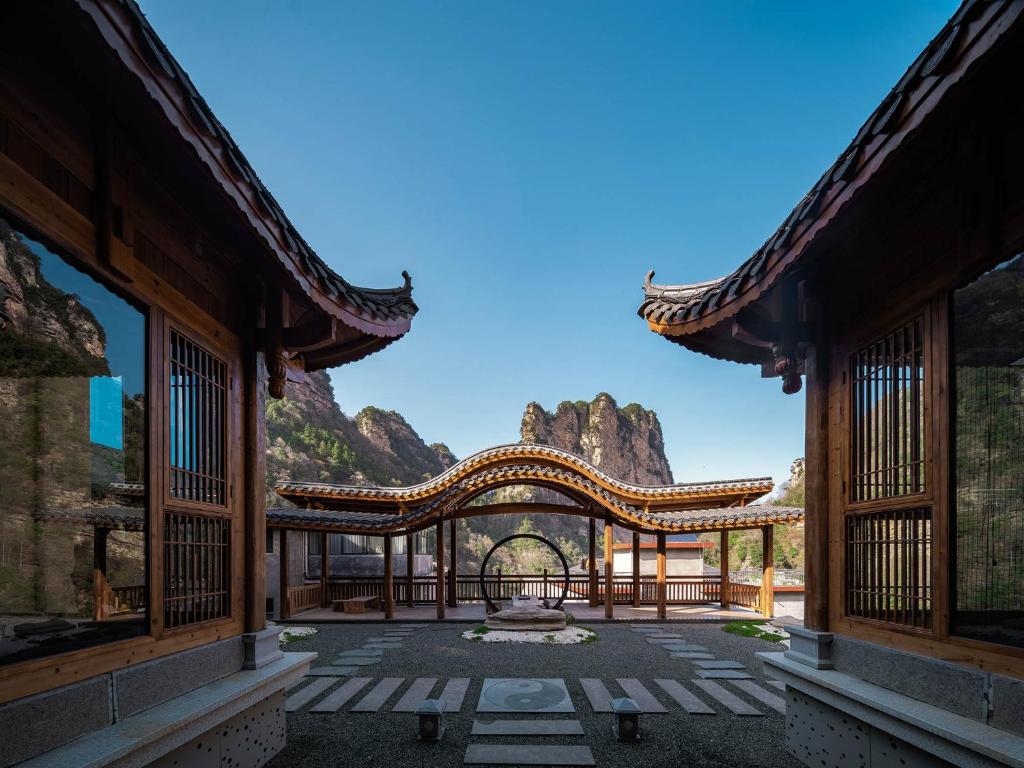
[845,507,931,629]
[169,329,226,505]
[850,317,925,501]
[163,512,230,628]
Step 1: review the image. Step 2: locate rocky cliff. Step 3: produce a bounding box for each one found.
[520,393,673,485]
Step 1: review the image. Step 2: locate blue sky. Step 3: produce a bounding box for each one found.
[141,1,958,487]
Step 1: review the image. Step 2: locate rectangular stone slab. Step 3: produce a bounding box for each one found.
[308,666,359,676]
[669,652,715,660]
[616,678,667,713]
[471,720,585,736]
[646,638,687,645]
[392,677,438,712]
[285,677,338,712]
[693,660,746,670]
[645,634,683,640]
[767,680,786,692]
[662,644,708,653]
[335,648,384,657]
[310,677,372,713]
[476,678,574,713]
[366,637,403,643]
[351,677,405,712]
[327,657,380,666]
[692,679,762,716]
[730,680,786,714]
[464,745,595,766]
[362,644,402,650]
[653,679,715,715]
[440,678,471,713]
[695,670,753,680]
[579,678,613,713]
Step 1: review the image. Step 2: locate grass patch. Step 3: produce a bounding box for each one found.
[723,620,785,643]
[579,627,599,644]
[471,625,492,635]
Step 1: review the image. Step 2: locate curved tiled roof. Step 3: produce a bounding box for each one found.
[274,443,773,507]
[78,1,417,350]
[638,0,1020,356]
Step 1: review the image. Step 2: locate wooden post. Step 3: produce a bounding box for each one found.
[448,520,457,608]
[588,518,597,607]
[761,525,775,619]
[319,531,329,609]
[384,534,394,620]
[93,527,110,621]
[243,334,269,633]
[279,529,290,620]
[720,530,730,609]
[406,533,415,608]
[656,533,667,619]
[632,531,641,607]
[436,518,445,619]
[604,519,614,619]
[804,340,830,631]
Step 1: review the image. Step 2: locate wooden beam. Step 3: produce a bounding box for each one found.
[406,533,415,608]
[604,519,614,619]
[804,340,830,630]
[632,532,641,607]
[720,530,730,609]
[383,534,394,620]
[761,525,775,619]
[588,518,597,607]
[448,520,457,608]
[436,518,445,619]
[319,531,329,609]
[656,533,667,619]
[279,530,290,620]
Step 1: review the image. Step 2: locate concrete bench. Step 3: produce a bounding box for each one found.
[332,595,381,614]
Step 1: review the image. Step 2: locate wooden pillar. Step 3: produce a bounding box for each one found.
[804,341,830,630]
[406,533,415,608]
[631,532,641,607]
[604,519,614,619]
[447,520,457,608]
[384,534,394,620]
[279,529,290,620]
[435,518,445,619]
[243,334,268,633]
[319,531,329,609]
[719,530,730,609]
[761,525,775,619]
[588,518,597,607]
[656,532,667,619]
[93,527,110,621]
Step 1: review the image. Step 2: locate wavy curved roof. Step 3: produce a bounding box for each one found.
[274,443,773,510]
[638,0,1022,364]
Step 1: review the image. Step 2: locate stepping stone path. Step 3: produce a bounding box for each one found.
[472,720,585,736]
[326,657,380,667]
[464,745,595,766]
[335,648,384,657]
[439,678,471,713]
[616,678,667,713]
[579,678,613,713]
[662,644,708,652]
[693,660,746,670]
[670,652,715,660]
[351,677,404,712]
[653,679,715,715]
[392,677,438,712]
[286,677,339,711]
[695,669,753,680]
[311,677,372,713]
[310,666,359,676]
[768,680,786,692]
[730,680,787,714]
[692,679,762,716]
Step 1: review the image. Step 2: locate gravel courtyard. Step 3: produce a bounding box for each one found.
[268,621,799,768]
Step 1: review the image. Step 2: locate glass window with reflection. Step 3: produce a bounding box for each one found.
[0,215,146,666]
[952,252,1024,648]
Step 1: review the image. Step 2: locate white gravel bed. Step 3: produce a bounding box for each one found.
[462,626,596,644]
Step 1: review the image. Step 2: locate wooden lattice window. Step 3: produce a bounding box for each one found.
[845,508,932,629]
[163,512,230,628]
[850,318,925,502]
[169,329,227,505]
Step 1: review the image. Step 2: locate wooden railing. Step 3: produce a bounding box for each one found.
[111,584,146,613]
[288,583,323,613]
[729,582,761,610]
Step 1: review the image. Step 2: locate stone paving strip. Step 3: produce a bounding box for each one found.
[391,677,439,712]
[695,669,753,680]
[692,679,762,716]
[310,677,373,713]
[439,677,471,712]
[652,679,715,715]
[363,643,403,650]
[326,657,380,666]
[335,648,384,657]
[463,745,595,766]
[616,678,667,713]
[286,677,340,712]
[366,637,403,643]
[662,644,708,653]
[669,652,715,660]
[351,677,405,712]
[646,638,686,645]
[471,720,585,736]
[729,680,787,714]
[309,666,359,676]
[579,678,614,712]
[645,634,683,640]
[767,680,786,692]
[693,660,746,670]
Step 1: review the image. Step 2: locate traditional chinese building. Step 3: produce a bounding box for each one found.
[639,1,1024,764]
[0,2,416,766]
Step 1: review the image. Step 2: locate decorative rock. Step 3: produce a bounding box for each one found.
[484,606,566,632]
